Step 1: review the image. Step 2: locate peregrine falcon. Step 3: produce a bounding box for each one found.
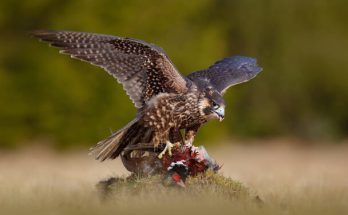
[32,30,262,161]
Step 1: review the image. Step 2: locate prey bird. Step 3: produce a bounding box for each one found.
[32,30,262,161]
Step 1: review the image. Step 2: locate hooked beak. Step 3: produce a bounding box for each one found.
[214,106,225,122]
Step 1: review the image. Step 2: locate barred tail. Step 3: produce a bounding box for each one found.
[89,118,150,161]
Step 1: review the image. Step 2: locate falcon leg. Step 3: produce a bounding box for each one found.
[169,129,185,145]
[158,141,174,159]
[185,125,200,146]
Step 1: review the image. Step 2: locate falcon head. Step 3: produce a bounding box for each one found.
[198,86,226,122]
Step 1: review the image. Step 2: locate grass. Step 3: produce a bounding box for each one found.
[96,171,253,202]
[1,142,348,215]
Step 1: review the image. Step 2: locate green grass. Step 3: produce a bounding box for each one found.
[4,171,346,215]
[96,171,253,202]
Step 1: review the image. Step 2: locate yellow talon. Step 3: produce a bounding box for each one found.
[158,141,174,159]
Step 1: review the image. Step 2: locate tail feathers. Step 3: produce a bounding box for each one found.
[89,129,126,161]
[89,119,145,161]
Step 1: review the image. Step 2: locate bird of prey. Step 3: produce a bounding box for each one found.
[32,30,262,161]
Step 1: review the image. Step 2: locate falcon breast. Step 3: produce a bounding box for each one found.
[32,30,262,161]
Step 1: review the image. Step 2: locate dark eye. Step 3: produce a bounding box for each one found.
[212,101,219,110]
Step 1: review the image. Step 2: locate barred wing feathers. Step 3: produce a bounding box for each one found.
[32,30,188,109]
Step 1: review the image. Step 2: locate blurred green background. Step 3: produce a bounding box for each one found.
[1,0,348,149]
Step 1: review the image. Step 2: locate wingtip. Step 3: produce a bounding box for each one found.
[29,29,54,37]
[29,30,62,43]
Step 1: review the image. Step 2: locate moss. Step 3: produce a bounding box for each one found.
[97,171,253,203]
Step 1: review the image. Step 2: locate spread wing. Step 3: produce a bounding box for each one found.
[187,56,262,94]
[32,30,188,109]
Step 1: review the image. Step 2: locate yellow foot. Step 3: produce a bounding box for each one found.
[158,141,174,159]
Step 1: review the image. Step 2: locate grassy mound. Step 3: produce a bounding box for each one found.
[97,171,257,204]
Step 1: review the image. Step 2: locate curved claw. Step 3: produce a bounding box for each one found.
[158,141,174,159]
